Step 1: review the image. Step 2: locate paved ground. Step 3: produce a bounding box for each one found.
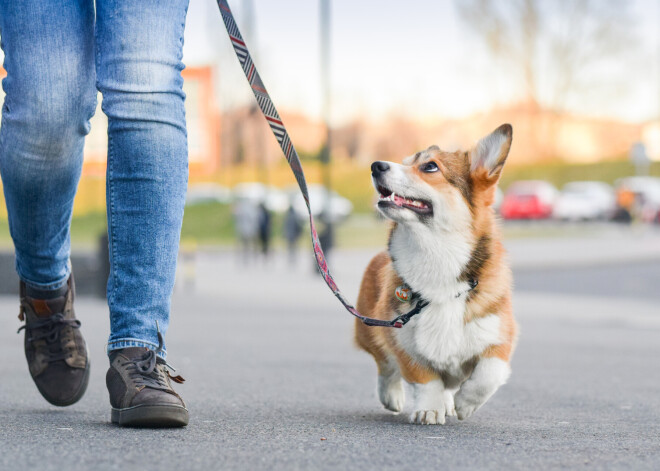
[1,232,659,470]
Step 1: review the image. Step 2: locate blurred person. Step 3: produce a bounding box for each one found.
[318,209,334,261]
[613,188,634,224]
[233,199,260,262]
[0,1,189,426]
[257,201,272,258]
[284,204,302,264]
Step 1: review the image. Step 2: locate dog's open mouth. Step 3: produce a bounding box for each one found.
[377,185,432,215]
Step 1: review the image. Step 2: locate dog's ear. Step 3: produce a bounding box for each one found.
[470,124,512,183]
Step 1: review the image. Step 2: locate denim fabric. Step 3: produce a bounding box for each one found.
[0,0,190,359]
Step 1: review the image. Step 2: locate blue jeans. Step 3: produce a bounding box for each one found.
[0,0,190,358]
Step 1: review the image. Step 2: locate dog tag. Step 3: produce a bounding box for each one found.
[395,285,411,303]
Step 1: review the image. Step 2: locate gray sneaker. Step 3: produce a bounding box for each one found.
[18,275,90,406]
[106,331,188,427]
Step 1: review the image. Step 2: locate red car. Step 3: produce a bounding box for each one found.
[500,181,558,220]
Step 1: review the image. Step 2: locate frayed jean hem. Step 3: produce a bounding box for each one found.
[107,338,167,359]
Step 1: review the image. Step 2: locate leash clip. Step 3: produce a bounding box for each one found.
[388,299,430,328]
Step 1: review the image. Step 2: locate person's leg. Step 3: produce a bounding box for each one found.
[0,0,96,289]
[96,0,189,427]
[0,0,96,406]
[96,0,189,357]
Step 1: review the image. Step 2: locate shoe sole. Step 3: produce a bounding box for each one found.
[36,353,91,407]
[111,404,189,427]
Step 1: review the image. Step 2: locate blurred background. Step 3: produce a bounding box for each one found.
[0,0,658,287]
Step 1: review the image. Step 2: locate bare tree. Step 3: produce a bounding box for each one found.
[455,0,637,113]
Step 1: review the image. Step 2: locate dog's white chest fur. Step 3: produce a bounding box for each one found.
[397,300,501,378]
[389,221,501,379]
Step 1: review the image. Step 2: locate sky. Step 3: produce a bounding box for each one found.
[0,0,653,125]
[184,0,660,126]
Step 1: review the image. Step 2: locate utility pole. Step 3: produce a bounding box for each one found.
[243,0,268,185]
[319,0,333,254]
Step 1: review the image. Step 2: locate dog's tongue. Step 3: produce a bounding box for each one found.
[393,194,405,206]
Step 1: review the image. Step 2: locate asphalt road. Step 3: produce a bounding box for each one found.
[1,235,659,470]
[515,260,660,302]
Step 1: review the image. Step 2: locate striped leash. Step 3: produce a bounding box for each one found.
[217,0,416,328]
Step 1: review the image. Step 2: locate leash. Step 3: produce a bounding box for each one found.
[216,0,413,328]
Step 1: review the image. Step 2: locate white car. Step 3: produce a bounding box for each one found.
[232,182,289,213]
[289,184,353,224]
[186,183,232,205]
[553,181,615,221]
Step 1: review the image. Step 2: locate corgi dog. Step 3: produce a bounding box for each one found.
[355,124,517,425]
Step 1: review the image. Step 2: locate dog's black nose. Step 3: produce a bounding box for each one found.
[371,161,390,176]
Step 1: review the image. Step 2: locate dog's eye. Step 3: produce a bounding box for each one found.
[420,161,439,173]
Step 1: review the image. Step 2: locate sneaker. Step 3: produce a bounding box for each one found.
[17,275,90,406]
[106,329,188,427]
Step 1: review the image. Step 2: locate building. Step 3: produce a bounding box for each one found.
[81,65,221,177]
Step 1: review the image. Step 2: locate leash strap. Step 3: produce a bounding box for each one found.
[216,0,404,328]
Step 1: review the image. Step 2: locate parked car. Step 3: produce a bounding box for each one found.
[232,182,289,213]
[552,181,616,221]
[500,180,558,220]
[614,176,660,223]
[185,183,232,205]
[289,184,353,224]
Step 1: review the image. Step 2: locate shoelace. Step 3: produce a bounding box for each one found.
[17,313,81,362]
[123,355,171,392]
[121,328,184,392]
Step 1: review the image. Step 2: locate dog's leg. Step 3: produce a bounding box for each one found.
[396,357,446,424]
[443,388,458,417]
[410,379,446,425]
[377,356,405,413]
[454,357,511,420]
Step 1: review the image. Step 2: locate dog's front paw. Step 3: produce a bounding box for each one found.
[378,375,405,413]
[454,394,481,420]
[443,390,456,417]
[410,408,446,425]
[454,358,511,420]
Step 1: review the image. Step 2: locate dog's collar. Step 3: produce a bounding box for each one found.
[394,278,478,303]
[391,278,478,327]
